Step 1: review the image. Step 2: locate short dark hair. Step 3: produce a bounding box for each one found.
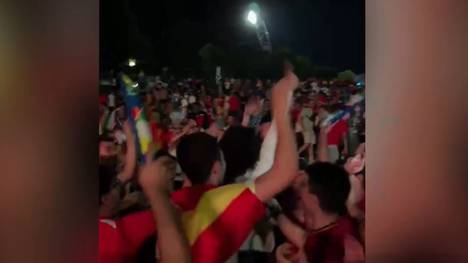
[176,132,221,185]
[219,126,261,184]
[306,162,350,216]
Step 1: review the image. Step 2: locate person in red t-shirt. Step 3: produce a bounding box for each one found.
[320,105,350,163]
[138,151,191,263]
[100,94,107,106]
[99,121,159,263]
[327,118,349,162]
[276,162,364,263]
[228,91,241,114]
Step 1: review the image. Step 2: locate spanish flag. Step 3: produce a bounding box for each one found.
[171,183,266,263]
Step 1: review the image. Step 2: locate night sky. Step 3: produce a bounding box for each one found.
[100,0,364,74]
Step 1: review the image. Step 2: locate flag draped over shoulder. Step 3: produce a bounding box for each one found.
[326,95,365,125]
[173,183,266,263]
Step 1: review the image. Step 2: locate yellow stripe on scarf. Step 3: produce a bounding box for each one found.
[182,183,248,245]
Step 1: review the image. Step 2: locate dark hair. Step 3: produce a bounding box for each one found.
[99,164,117,203]
[306,162,350,216]
[219,126,261,184]
[176,132,221,185]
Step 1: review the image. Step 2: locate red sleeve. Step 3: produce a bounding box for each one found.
[335,120,348,137]
[116,210,156,252]
[341,121,349,136]
[150,122,158,141]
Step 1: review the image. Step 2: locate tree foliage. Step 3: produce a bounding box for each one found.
[337,70,356,81]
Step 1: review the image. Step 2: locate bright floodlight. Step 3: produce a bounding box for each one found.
[128,59,136,67]
[247,10,257,25]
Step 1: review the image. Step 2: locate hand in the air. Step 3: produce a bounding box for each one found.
[276,243,307,263]
[344,154,365,175]
[139,150,176,196]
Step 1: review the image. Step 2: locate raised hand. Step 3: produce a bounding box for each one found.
[344,152,365,175]
[276,243,306,263]
[271,70,299,116]
[244,99,257,116]
[138,151,176,196]
[116,120,137,182]
[182,119,197,134]
[355,143,365,157]
[138,150,191,263]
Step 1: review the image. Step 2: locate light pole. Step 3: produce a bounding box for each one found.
[246,3,272,53]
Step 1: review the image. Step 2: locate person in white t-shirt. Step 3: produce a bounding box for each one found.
[299,99,316,164]
[107,93,116,108]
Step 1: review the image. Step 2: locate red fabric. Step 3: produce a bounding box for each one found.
[99,95,107,106]
[171,184,266,263]
[195,114,205,127]
[171,184,215,211]
[162,130,171,149]
[150,122,158,145]
[204,97,212,109]
[150,122,170,150]
[319,95,327,105]
[292,108,302,123]
[99,210,155,263]
[190,189,266,263]
[164,130,175,148]
[228,96,241,112]
[217,98,225,107]
[327,120,348,145]
[304,217,355,263]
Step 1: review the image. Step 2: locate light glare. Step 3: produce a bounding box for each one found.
[247,10,257,25]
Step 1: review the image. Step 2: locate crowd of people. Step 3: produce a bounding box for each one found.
[99,68,366,263]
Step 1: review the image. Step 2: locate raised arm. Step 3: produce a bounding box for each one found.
[254,71,299,202]
[117,121,137,183]
[248,121,277,180]
[168,120,196,150]
[242,98,259,127]
[139,155,191,263]
[277,214,307,248]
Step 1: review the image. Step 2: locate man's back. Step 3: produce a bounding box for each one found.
[99,210,155,263]
[171,183,266,263]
